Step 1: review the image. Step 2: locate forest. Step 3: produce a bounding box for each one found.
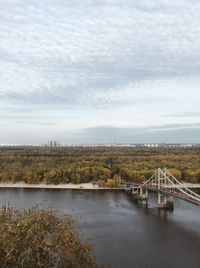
[0,146,200,185]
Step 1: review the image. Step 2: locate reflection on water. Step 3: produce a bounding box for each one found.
[0,188,199,268]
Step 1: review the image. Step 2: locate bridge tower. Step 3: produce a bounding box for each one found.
[157,168,173,209]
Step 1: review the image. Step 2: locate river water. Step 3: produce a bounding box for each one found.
[0,188,199,268]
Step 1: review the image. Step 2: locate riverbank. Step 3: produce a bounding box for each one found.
[0,182,121,190]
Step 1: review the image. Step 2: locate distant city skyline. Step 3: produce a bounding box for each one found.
[0,0,200,144]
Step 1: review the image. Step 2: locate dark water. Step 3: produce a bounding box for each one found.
[0,189,199,268]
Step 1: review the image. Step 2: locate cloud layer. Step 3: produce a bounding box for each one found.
[0,0,200,143]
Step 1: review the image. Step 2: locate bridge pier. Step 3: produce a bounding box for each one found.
[131,186,139,195]
[157,192,174,210]
[137,187,149,207]
[129,186,149,207]
[138,187,148,198]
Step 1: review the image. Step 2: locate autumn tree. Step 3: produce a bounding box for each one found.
[0,205,101,268]
[1,147,200,184]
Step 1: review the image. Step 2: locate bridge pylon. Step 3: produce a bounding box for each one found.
[156,168,174,209]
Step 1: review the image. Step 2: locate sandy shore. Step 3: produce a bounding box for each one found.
[0,182,119,190]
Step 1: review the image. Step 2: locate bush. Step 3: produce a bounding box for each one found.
[0,205,100,268]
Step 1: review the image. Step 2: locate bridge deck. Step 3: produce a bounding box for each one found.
[143,185,200,207]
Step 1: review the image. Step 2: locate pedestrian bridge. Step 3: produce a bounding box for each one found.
[126,168,200,208]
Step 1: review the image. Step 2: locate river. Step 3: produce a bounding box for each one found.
[0,188,199,268]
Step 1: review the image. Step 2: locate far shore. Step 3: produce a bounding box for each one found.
[0,182,121,190]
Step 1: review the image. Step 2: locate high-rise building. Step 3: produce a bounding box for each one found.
[47,141,59,147]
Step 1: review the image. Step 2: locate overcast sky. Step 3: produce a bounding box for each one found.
[0,0,200,144]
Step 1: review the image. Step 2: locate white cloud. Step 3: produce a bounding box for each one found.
[0,0,200,142]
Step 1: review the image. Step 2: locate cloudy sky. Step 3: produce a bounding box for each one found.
[0,0,200,144]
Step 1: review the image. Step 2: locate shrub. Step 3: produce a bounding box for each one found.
[0,205,100,268]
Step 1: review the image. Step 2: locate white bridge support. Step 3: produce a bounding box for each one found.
[133,186,149,207]
[138,186,148,197]
[158,192,168,208]
[131,187,139,195]
[157,168,170,208]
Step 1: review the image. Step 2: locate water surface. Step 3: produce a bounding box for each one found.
[0,188,199,268]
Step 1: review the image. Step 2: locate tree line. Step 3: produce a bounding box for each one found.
[0,147,200,185]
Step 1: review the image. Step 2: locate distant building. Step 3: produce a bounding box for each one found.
[47,141,59,147]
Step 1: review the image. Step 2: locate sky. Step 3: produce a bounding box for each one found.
[0,0,200,144]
